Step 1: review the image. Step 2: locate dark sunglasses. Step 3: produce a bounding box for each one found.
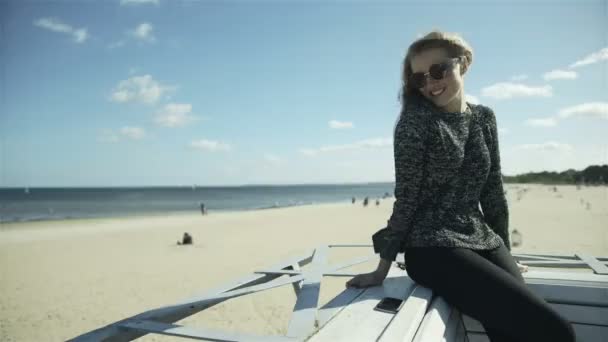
[409,56,464,89]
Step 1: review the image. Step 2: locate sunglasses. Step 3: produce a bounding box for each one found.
[409,56,464,89]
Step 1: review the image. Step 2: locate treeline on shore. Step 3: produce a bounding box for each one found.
[503,165,608,185]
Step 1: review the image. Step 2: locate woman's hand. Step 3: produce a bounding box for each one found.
[345,271,386,289]
[516,262,528,273]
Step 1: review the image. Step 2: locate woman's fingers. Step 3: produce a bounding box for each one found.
[516,262,529,273]
[346,275,362,288]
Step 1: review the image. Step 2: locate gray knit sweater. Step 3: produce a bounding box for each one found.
[375,94,510,262]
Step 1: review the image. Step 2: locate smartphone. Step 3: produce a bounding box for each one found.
[374,297,404,314]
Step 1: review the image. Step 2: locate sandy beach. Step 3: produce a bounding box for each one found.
[1,184,607,341]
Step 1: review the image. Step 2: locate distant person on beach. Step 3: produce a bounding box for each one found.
[352,197,356,204]
[362,196,369,207]
[375,198,380,206]
[346,30,574,341]
[177,232,193,245]
[200,202,207,215]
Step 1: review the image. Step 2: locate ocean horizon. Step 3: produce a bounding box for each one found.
[0,183,395,223]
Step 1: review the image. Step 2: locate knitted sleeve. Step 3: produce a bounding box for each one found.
[379,100,428,261]
[479,107,511,250]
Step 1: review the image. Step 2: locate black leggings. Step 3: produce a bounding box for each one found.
[404,245,576,342]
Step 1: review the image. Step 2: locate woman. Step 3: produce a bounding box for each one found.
[346,31,575,342]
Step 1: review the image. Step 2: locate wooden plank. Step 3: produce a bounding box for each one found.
[412,296,453,342]
[255,270,302,275]
[520,260,599,268]
[443,308,463,342]
[326,254,378,273]
[309,267,411,342]
[307,285,391,341]
[466,332,490,342]
[573,323,608,342]
[515,253,579,261]
[526,281,608,307]
[462,315,484,333]
[287,245,329,339]
[328,244,372,248]
[316,287,366,329]
[70,251,314,341]
[322,272,360,277]
[464,303,608,334]
[577,253,608,275]
[453,311,467,342]
[291,263,303,297]
[552,303,608,326]
[524,270,608,284]
[120,320,296,342]
[377,285,430,342]
[461,323,608,342]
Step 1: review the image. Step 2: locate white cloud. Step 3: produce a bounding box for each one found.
[33,17,88,43]
[155,103,197,127]
[98,129,119,143]
[120,0,160,5]
[191,139,231,152]
[110,74,169,105]
[263,154,281,164]
[569,47,608,68]
[98,127,145,142]
[108,40,126,49]
[524,118,558,127]
[465,94,479,105]
[120,126,146,140]
[558,102,608,120]
[481,82,552,100]
[129,23,156,43]
[516,141,573,152]
[543,69,578,81]
[301,137,392,156]
[329,120,354,129]
[300,148,317,157]
[510,74,528,82]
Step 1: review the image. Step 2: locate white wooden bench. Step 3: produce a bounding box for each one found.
[69,246,608,342]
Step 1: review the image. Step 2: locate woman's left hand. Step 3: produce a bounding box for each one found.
[516,262,528,273]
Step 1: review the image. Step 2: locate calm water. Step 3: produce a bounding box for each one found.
[0,183,394,223]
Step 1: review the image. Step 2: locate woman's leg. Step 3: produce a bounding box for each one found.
[475,245,525,341]
[404,246,575,342]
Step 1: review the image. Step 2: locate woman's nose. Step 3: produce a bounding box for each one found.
[426,77,442,87]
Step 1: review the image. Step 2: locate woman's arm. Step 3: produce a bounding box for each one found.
[377,101,428,263]
[480,107,511,250]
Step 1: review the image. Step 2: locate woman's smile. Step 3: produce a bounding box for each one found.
[430,87,445,97]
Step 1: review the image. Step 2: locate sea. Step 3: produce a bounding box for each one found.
[0,183,395,223]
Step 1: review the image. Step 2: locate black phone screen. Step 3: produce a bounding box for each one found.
[374,297,404,313]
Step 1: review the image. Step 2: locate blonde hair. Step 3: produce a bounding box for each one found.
[399,30,474,103]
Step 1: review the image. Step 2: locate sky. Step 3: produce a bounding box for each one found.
[1,0,607,187]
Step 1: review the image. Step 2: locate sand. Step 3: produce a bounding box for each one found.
[1,184,607,341]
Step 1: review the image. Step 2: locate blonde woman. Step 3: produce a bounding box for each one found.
[346,31,575,341]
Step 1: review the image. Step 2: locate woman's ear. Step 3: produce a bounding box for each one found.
[460,64,467,75]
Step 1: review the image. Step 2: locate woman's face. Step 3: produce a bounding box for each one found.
[410,48,465,110]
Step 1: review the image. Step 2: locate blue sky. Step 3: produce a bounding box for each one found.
[1,0,607,187]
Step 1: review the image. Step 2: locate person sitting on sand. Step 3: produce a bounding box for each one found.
[346,31,574,342]
[177,232,193,245]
